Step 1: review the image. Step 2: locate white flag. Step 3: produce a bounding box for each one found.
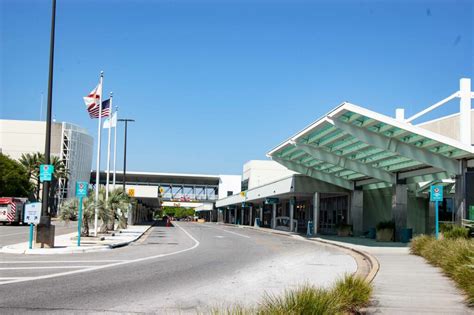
[103,112,117,129]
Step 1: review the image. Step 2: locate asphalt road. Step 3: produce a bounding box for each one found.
[0,222,356,314]
[0,221,77,247]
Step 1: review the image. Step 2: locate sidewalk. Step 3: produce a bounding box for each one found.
[224,224,472,314]
[0,224,152,255]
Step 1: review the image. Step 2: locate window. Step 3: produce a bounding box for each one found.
[227,191,233,196]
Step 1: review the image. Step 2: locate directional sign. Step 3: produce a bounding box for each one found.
[76,181,88,197]
[128,188,135,197]
[430,185,444,202]
[39,164,54,182]
[24,202,41,224]
[265,197,279,205]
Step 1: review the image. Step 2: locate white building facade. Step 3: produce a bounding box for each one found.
[0,119,94,201]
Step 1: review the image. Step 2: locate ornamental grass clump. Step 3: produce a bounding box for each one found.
[214,274,373,315]
[410,235,474,306]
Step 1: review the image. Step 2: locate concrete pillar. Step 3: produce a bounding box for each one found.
[459,78,472,146]
[454,160,467,224]
[427,201,435,234]
[289,199,294,232]
[249,206,253,226]
[241,207,244,225]
[272,203,276,229]
[259,206,263,226]
[392,184,408,241]
[313,192,319,235]
[350,190,364,236]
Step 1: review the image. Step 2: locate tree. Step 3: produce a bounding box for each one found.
[0,153,32,197]
[19,152,42,200]
[105,188,131,231]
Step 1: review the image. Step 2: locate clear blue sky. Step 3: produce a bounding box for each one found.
[1,0,472,175]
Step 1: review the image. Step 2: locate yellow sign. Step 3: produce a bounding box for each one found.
[240,191,246,197]
[159,187,164,194]
[128,188,135,197]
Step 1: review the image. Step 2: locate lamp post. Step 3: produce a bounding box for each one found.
[118,119,135,192]
[41,0,56,221]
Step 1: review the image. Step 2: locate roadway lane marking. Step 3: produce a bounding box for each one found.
[0,266,97,270]
[0,222,200,286]
[0,260,127,264]
[202,224,251,239]
[0,232,29,237]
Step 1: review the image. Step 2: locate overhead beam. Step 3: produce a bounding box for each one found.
[294,143,396,184]
[330,118,461,175]
[272,157,354,190]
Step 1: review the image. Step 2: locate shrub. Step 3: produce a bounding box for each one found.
[258,285,342,315]
[212,275,373,315]
[444,226,469,239]
[332,274,373,313]
[376,220,395,231]
[410,235,474,306]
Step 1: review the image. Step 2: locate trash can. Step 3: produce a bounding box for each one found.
[368,227,376,239]
[401,228,413,243]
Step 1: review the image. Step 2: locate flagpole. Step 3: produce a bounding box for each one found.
[105,92,113,203]
[112,106,118,190]
[94,71,103,237]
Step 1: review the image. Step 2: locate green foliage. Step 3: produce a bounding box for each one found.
[332,274,373,313]
[376,220,395,231]
[410,235,474,306]
[258,285,341,315]
[212,275,372,315]
[162,206,195,219]
[0,153,32,197]
[444,226,469,239]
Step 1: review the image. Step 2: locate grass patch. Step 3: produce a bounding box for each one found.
[213,274,372,315]
[410,235,474,306]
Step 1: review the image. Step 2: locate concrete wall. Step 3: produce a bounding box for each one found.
[218,175,242,199]
[243,160,295,189]
[417,110,474,145]
[0,120,62,159]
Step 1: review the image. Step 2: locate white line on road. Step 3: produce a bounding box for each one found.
[0,260,127,264]
[0,232,30,237]
[202,224,251,238]
[0,222,200,286]
[0,266,96,270]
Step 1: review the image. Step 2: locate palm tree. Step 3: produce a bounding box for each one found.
[106,188,131,231]
[19,153,41,200]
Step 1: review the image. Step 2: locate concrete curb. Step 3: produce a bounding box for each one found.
[0,224,154,255]
[218,223,379,283]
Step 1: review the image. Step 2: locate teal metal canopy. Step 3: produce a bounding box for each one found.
[268,103,474,190]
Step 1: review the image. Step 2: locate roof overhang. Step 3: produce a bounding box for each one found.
[267,102,474,190]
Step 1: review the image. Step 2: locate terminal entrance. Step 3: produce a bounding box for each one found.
[319,195,349,235]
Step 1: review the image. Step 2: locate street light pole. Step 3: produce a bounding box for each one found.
[118,119,135,192]
[41,0,57,221]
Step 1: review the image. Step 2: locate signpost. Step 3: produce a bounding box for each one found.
[430,185,444,239]
[307,221,314,236]
[24,203,42,249]
[76,181,88,246]
[39,164,54,182]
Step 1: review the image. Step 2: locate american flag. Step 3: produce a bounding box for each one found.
[7,201,16,222]
[88,99,111,119]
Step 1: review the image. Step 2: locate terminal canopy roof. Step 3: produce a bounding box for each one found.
[268,103,474,191]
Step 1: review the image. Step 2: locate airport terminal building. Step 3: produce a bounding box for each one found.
[216,78,474,240]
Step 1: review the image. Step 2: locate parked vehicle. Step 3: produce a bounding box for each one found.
[0,197,27,225]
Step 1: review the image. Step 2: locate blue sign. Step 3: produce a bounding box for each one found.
[39,164,54,182]
[430,185,443,202]
[76,181,88,197]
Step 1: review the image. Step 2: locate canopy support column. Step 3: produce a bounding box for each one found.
[350,190,364,236]
[313,192,319,235]
[272,204,276,229]
[289,199,295,232]
[392,184,408,241]
[455,160,468,224]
